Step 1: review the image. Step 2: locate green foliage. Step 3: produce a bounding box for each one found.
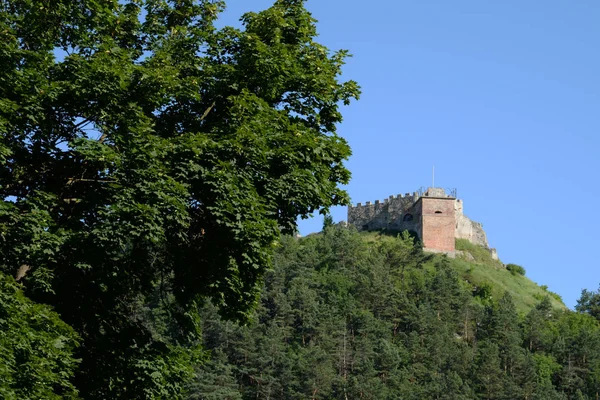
[473,341,503,399]
[541,286,564,303]
[192,227,480,398]
[473,282,494,301]
[322,214,334,230]
[506,263,526,276]
[190,225,598,399]
[0,272,80,399]
[548,290,563,304]
[0,0,359,397]
[533,353,561,387]
[576,286,600,321]
[534,290,564,304]
[366,234,565,314]
[187,349,241,400]
[186,226,600,399]
[449,259,565,314]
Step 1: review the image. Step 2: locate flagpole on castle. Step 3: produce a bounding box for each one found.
[432,166,435,188]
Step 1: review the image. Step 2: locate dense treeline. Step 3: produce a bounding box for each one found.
[191,226,600,399]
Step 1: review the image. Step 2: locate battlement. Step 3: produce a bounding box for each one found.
[350,187,456,208]
[419,186,457,198]
[347,186,493,258]
[351,192,420,208]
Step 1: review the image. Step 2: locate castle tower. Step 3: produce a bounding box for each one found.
[418,188,456,254]
[348,187,496,258]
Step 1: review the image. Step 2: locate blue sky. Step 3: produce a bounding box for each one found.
[220,1,600,308]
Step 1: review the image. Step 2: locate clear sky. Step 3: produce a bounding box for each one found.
[220,0,600,309]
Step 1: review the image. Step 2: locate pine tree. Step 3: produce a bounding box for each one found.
[188,350,242,400]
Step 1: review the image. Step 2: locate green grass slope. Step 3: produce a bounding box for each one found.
[451,240,565,314]
[359,231,566,314]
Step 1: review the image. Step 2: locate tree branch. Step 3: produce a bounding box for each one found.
[74,118,92,129]
[66,178,118,185]
[15,264,30,281]
[200,101,215,121]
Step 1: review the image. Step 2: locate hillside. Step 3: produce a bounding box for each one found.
[360,231,566,314]
[189,225,600,399]
[453,239,566,313]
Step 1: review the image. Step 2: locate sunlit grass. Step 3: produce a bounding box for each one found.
[358,231,567,315]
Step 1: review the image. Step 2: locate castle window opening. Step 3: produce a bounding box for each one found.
[435,211,443,214]
[403,214,413,222]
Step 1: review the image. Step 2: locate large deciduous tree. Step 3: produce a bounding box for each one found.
[0,0,359,397]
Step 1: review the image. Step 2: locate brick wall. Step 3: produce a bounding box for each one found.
[419,197,456,252]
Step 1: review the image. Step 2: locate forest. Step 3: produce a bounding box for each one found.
[190,226,600,400]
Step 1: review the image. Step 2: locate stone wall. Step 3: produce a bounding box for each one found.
[347,192,421,233]
[348,188,496,258]
[454,199,499,260]
[454,200,489,248]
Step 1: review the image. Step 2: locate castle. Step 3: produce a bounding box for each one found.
[347,187,497,259]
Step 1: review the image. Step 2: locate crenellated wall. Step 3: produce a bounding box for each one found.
[347,192,421,233]
[348,188,496,258]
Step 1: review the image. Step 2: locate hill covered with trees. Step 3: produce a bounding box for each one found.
[191,225,600,399]
[2,0,599,398]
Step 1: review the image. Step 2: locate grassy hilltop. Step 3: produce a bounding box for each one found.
[361,231,566,314]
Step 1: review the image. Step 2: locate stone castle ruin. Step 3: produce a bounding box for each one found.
[348,187,497,259]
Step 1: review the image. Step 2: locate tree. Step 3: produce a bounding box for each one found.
[322,213,334,230]
[0,272,80,399]
[473,341,503,400]
[193,224,600,399]
[0,0,359,397]
[187,349,242,400]
[506,263,526,276]
[523,296,553,352]
[576,286,600,321]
